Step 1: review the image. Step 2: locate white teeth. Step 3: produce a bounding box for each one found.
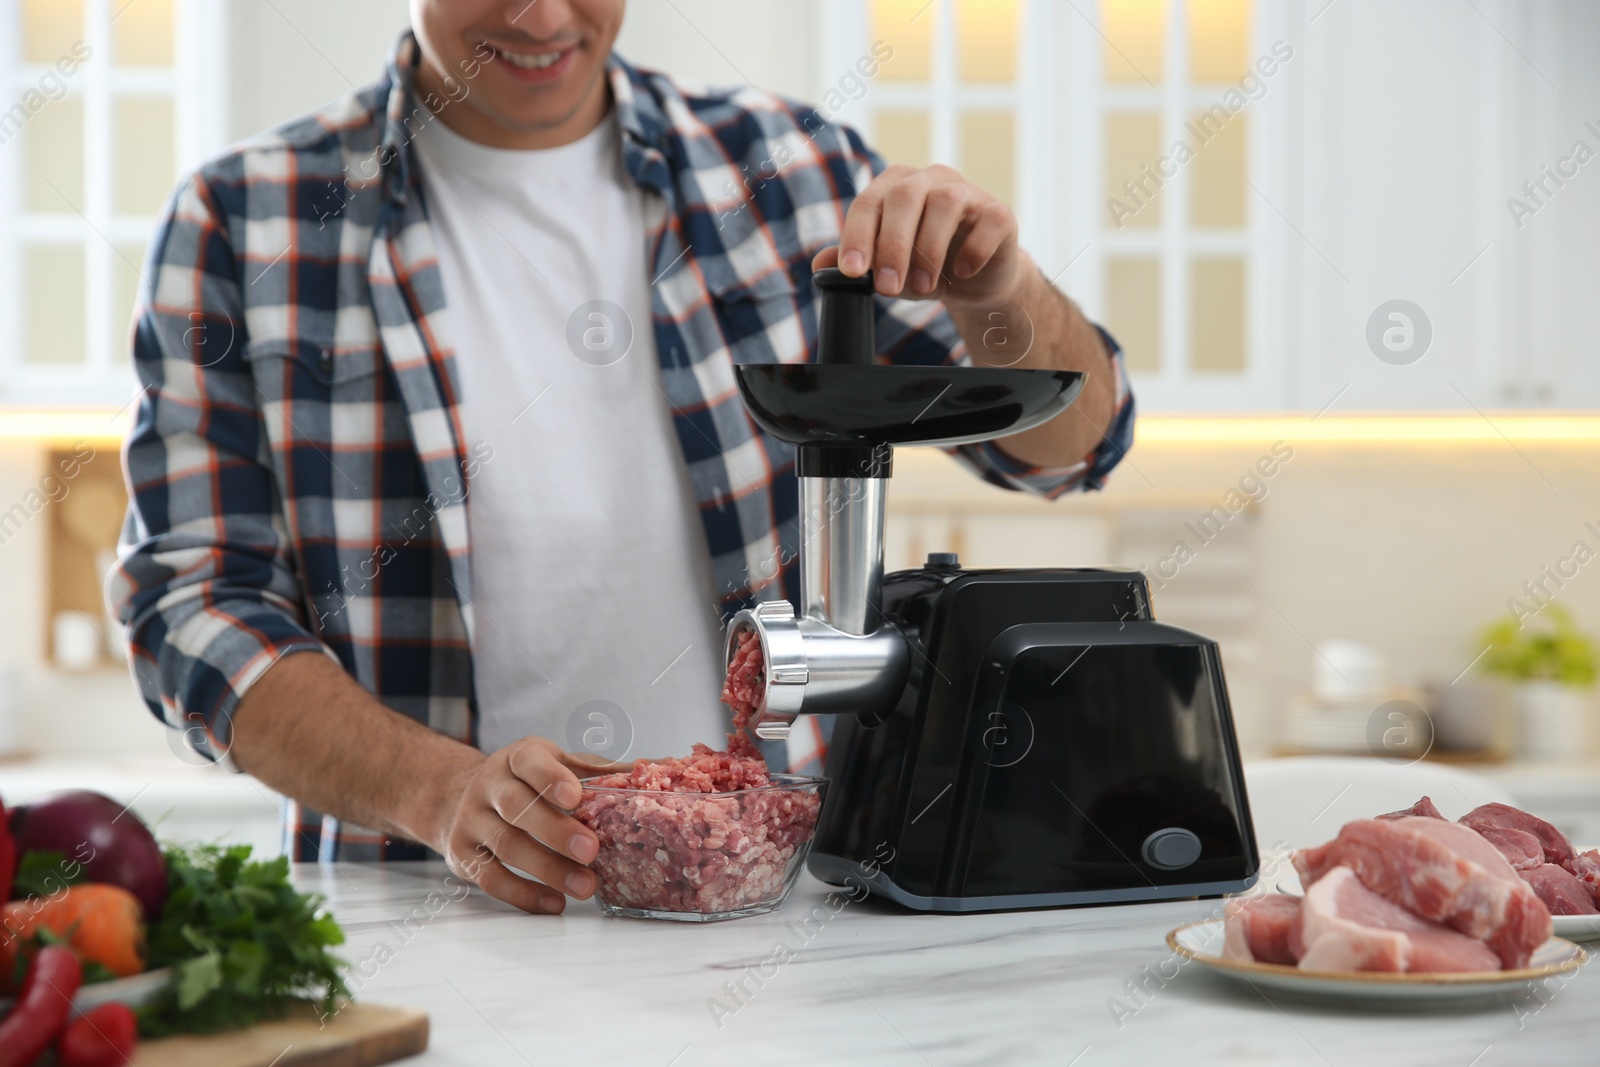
[497,47,564,70]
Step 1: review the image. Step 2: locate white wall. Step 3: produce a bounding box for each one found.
[226,0,411,140]
[615,2,821,101]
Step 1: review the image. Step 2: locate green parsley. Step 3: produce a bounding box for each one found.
[138,844,350,1036]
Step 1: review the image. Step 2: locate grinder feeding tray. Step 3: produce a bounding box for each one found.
[724,268,1259,913]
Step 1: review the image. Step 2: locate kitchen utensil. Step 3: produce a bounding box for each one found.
[721,268,1258,912]
[0,968,172,1019]
[1167,918,1585,1004]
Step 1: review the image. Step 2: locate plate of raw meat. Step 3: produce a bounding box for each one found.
[1168,797,1591,1002]
[1167,916,1582,1003]
[1279,797,1600,942]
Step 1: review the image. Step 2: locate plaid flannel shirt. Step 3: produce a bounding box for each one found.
[110,33,1135,861]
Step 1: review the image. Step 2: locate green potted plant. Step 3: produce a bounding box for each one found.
[1478,605,1597,760]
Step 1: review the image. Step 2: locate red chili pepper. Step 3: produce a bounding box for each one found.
[0,798,15,904]
[0,945,82,1067]
[56,1002,139,1067]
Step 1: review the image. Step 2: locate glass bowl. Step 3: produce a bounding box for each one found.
[571,774,828,922]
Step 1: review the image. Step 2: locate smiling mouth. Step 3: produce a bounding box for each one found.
[488,43,575,70]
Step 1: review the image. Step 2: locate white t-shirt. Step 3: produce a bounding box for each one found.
[413,111,728,760]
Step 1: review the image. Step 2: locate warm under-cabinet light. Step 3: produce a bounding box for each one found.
[1,408,1598,447]
[1135,414,1600,444]
[0,408,132,444]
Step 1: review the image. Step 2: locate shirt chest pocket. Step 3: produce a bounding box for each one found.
[242,339,390,452]
[707,268,812,367]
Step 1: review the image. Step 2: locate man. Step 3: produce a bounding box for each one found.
[110,0,1134,915]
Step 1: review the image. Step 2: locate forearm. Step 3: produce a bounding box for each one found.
[945,251,1117,467]
[229,651,484,853]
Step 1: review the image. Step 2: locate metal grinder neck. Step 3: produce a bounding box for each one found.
[798,445,892,636]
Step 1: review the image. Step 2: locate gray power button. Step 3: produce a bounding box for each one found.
[1142,828,1202,870]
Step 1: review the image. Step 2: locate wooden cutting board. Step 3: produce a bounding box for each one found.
[134,1002,428,1067]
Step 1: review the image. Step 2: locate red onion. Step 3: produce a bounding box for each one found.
[9,790,167,919]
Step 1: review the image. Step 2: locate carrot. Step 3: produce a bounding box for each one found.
[1,884,146,979]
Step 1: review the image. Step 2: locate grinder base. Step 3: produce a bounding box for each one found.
[806,563,1260,913]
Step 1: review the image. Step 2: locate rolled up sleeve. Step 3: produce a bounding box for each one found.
[949,326,1136,498]
[107,173,329,763]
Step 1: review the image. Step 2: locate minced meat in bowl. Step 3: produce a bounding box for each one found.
[572,734,827,921]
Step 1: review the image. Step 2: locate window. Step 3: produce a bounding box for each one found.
[824,0,1291,409]
[0,0,227,405]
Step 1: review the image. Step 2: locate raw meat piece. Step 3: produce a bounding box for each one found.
[1294,817,1552,968]
[1475,826,1544,871]
[1222,896,1301,965]
[1378,796,1444,820]
[720,628,765,728]
[1564,849,1600,904]
[1292,866,1501,974]
[1460,803,1575,867]
[1520,863,1600,916]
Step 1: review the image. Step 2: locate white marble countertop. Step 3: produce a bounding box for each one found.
[297,862,1595,1067]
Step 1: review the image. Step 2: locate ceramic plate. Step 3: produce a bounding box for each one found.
[1276,872,1600,943]
[0,967,172,1019]
[1167,919,1585,1004]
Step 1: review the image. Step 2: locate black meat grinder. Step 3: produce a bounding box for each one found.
[723,268,1259,912]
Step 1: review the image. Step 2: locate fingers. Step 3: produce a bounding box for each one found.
[873,171,935,296]
[908,183,971,296]
[951,200,1017,280]
[502,740,600,861]
[833,164,1011,300]
[469,852,567,915]
[450,785,596,903]
[506,737,586,810]
[484,805,598,900]
[489,775,597,865]
[837,164,917,279]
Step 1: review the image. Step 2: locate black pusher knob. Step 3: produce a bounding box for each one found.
[814,268,876,366]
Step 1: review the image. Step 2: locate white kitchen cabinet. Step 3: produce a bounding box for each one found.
[1506,1,1600,410]
[1290,0,1600,414]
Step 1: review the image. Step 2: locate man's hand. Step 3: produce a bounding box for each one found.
[438,737,621,915]
[812,161,1119,468]
[812,163,1025,308]
[231,651,626,917]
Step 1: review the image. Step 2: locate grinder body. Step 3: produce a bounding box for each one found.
[805,562,1260,911]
